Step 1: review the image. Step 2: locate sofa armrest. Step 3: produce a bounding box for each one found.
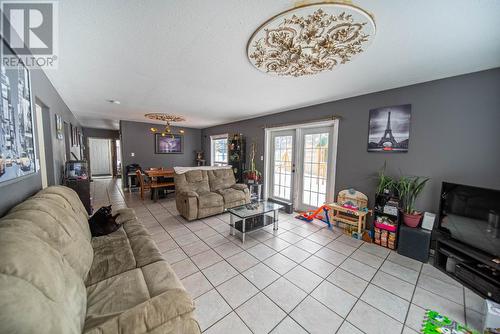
[231,184,248,191]
[176,192,199,221]
[84,289,201,334]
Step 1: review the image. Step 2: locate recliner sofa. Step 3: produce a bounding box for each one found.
[0,186,200,334]
[174,168,250,221]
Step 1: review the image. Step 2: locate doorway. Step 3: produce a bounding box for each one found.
[265,120,338,212]
[34,103,48,188]
[89,138,112,177]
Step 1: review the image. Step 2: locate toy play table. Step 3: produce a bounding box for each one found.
[327,203,371,234]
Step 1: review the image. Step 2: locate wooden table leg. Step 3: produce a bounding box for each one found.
[358,215,362,234]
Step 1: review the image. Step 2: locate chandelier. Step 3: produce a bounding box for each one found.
[247,2,376,77]
[145,113,186,137]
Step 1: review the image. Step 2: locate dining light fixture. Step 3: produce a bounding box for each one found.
[145,113,186,137]
[247,2,376,77]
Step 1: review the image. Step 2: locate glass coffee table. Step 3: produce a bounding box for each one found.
[228,201,284,243]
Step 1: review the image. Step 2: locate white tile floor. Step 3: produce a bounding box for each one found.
[92,178,486,334]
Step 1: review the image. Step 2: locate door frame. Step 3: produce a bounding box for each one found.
[34,103,48,188]
[264,119,339,209]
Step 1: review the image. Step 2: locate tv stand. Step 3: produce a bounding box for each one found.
[435,236,500,302]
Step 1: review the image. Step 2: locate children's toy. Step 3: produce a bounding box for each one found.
[327,189,371,235]
[422,310,480,334]
[296,205,331,228]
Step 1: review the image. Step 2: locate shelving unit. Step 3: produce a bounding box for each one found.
[373,194,401,250]
[228,134,245,183]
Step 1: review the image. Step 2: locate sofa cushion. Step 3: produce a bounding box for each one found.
[36,186,90,228]
[84,291,199,334]
[207,169,236,192]
[84,261,193,333]
[174,170,210,194]
[86,217,163,286]
[0,226,87,334]
[197,192,224,209]
[217,187,247,205]
[4,196,94,281]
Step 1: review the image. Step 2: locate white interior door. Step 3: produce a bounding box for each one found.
[296,126,335,211]
[89,138,112,176]
[270,130,295,202]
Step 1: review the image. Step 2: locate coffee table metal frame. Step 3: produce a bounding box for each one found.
[228,202,282,243]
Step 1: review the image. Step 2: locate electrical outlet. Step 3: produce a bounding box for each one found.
[131,152,135,157]
[260,155,263,161]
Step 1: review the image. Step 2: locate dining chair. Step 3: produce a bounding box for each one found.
[135,170,150,200]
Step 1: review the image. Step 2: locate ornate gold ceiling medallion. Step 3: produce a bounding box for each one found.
[247,3,375,77]
[144,113,186,123]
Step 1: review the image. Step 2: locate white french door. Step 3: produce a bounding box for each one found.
[267,122,337,212]
[270,130,295,202]
[297,127,334,211]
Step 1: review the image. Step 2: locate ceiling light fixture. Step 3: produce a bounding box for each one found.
[106,99,121,104]
[247,2,376,77]
[145,113,186,137]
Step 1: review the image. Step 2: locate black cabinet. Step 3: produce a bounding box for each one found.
[64,179,92,215]
[373,194,401,250]
[435,237,499,302]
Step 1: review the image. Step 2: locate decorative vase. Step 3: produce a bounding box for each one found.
[403,212,422,228]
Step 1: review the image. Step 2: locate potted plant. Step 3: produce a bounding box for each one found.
[397,175,430,227]
[243,142,262,183]
[376,162,397,196]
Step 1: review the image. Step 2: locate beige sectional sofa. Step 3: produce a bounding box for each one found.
[0,186,200,334]
[174,168,250,221]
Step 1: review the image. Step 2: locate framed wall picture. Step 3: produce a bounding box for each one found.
[0,38,37,184]
[367,104,411,152]
[155,134,183,154]
[55,114,63,140]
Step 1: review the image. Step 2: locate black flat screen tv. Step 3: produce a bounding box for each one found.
[438,182,500,257]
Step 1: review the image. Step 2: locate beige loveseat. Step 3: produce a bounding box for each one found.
[0,186,200,334]
[174,168,250,221]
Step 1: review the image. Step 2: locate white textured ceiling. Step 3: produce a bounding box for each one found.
[44,0,500,129]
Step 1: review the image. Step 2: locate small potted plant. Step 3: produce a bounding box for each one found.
[243,142,262,183]
[376,162,397,196]
[397,175,430,227]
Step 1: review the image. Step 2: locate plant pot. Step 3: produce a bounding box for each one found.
[403,212,422,228]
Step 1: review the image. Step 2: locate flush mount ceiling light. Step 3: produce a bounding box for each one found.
[106,99,121,104]
[247,2,375,77]
[145,113,186,136]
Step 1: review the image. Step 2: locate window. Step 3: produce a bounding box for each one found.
[210,134,228,166]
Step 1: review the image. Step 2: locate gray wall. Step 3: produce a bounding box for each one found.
[0,21,82,216]
[83,127,120,140]
[202,68,500,213]
[0,68,82,216]
[120,120,202,172]
[32,70,82,185]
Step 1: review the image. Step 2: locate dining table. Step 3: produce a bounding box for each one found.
[144,168,175,201]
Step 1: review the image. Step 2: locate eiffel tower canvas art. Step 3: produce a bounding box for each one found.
[367,104,411,152]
